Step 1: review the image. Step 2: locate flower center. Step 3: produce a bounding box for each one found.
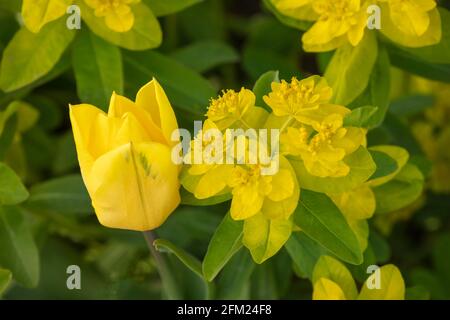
[206,89,240,120]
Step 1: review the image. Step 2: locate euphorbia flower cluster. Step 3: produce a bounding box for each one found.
[182,75,373,263]
[270,0,442,51]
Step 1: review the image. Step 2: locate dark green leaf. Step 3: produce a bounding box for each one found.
[0,206,39,287]
[124,50,216,116]
[285,232,328,280]
[171,40,238,73]
[0,162,28,205]
[25,174,92,216]
[72,30,123,110]
[293,190,363,265]
[215,249,254,299]
[369,150,398,180]
[145,0,203,17]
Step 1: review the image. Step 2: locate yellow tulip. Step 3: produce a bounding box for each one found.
[70,79,181,231]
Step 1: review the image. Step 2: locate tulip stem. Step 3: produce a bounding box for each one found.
[143,231,180,299]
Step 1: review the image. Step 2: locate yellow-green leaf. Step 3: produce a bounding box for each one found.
[243,213,292,264]
[358,265,405,300]
[313,278,346,300]
[312,255,358,300]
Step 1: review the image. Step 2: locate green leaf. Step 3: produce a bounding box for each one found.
[202,213,243,281]
[325,31,378,105]
[262,0,313,31]
[252,70,279,110]
[343,106,378,128]
[363,46,391,127]
[293,190,363,265]
[285,232,328,280]
[369,150,398,180]
[24,174,93,216]
[373,162,424,214]
[0,206,39,287]
[124,50,216,116]
[215,249,255,299]
[390,95,435,117]
[0,269,12,296]
[405,286,430,300]
[386,43,450,83]
[170,40,238,73]
[76,0,161,50]
[0,162,28,205]
[180,187,231,206]
[432,234,450,288]
[154,239,203,278]
[312,255,358,300]
[243,214,293,264]
[0,0,21,12]
[290,147,376,194]
[72,30,123,110]
[0,107,18,160]
[144,0,203,17]
[0,19,75,92]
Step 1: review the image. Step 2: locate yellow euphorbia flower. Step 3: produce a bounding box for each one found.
[206,88,255,130]
[379,0,436,37]
[281,113,365,177]
[302,0,368,51]
[185,120,235,199]
[271,0,441,51]
[263,76,342,126]
[228,164,292,220]
[22,0,141,33]
[70,79,181,231]
[84,0,141,32]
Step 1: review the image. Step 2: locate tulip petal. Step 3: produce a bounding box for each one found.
[89,142,180,231]
[108,92,166,144]
[136,79,179,146]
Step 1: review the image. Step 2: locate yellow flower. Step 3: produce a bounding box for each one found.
[70,79,180,231]
[228,161,295,220]
[263,76,336,126]
[380,0,436,36]
[302,0,368,51]
[185,120,235,199]
[206,88,255,130]
[283,113,365,177]
[378,0,441,47]
[21,0,141,34]
[84,0,140,32]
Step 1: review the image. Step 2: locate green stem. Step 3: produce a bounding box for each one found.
[143,231,181,299]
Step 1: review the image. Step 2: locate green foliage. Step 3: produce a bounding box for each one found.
[72,30,123,110]
[0,19,75,92]
[0,206,39,287]
[293,190,363,265]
